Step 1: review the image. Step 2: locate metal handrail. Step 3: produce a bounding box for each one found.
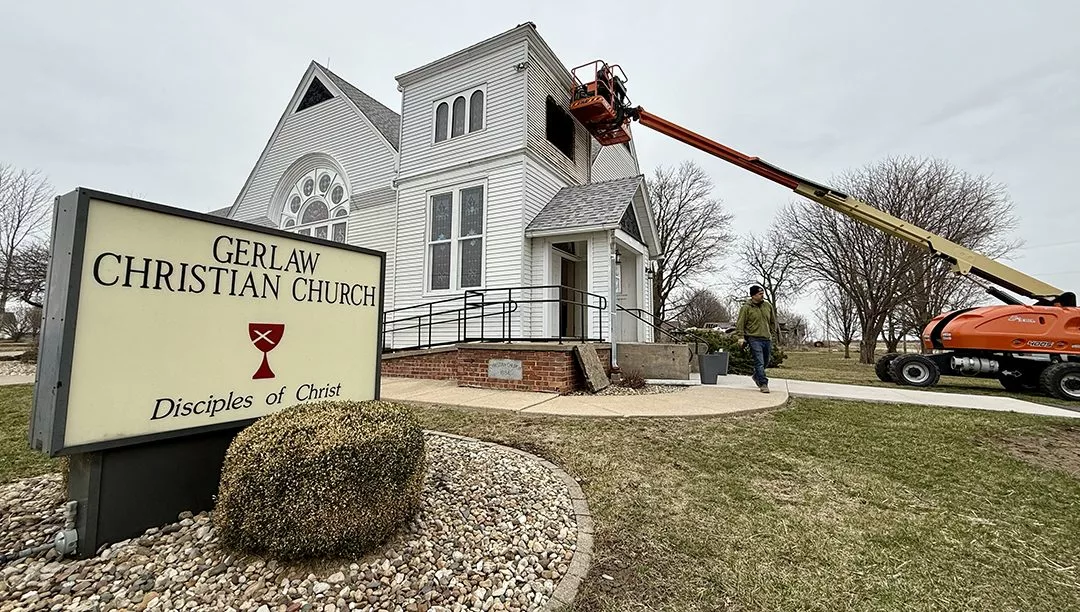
[382,284,609,352]
[615,306,712,356]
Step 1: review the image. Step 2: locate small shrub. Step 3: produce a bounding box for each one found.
[214,399,427,561]
[19,347,37,364]
[685,329,787,375]
[618,369,647,389]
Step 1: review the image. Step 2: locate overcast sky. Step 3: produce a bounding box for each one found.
[2,1,1078,324]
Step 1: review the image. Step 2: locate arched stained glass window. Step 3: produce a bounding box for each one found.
[432,87,486,143]
[469,90,484,132]
[435,102,449,142]
[451,96,466,137]
[278,163,350,244]
[302,201,329,224]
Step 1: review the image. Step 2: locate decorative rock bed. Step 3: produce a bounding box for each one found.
[0,432,593,612]
[567,384,686,397]
[0,361,36,377]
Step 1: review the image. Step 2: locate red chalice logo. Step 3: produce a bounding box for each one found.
[249,323,285,379]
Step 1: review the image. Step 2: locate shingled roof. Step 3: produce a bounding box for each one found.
[526,176,645,234]
[316,62,401,151]
[206,207,274,227]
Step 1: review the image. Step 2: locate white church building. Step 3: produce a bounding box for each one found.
[214,22,660,351]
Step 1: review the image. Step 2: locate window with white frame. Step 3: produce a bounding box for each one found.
[433,86,485,143]
[279,166,349,242]
[427,184,485,291]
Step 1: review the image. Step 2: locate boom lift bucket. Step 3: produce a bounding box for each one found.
[569,61,634,146]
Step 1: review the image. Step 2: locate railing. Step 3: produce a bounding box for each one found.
[616,306,712,356]
[382,285,608,352]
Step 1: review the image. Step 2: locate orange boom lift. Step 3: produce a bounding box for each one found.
[569,61,1080,402]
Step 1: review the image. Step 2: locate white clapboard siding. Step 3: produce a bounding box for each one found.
[390,159,524,349]
[643,271,654,342]
[231,96,397,224]
[397,41,528,182]
[591,141,640,182]
[521,157,572,336]
[588,231,612,341]
[347,186,397,310]
[525,50,591,186]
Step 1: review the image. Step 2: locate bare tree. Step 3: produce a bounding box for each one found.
[778,156,1019,364]
[0,165,53,311]
[818,282,859,359]
[648,161,735,324]
[0,304,42,342]
[5,242,50,308]
[678,288,732,329]
[881,313,910,354]
[733,224,807,310]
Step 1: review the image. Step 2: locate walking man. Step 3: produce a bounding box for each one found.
[735,285,777,393]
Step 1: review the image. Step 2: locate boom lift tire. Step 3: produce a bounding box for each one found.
[890,354,941,388]
[1040,362,1080,402]
[875,353,900,382]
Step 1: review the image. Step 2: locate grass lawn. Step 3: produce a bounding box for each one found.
[774,349,1077,409]
[0,383,62,484]
[413,401,1080,612]
[4,383,1080,610]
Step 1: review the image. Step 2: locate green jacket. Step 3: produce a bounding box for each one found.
[735,299,776,340]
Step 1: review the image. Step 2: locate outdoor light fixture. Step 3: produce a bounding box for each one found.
[615,251,622,264]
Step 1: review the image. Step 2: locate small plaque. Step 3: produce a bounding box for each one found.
[487,359,523,380]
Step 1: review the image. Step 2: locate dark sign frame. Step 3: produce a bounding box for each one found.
[30,188,386,457]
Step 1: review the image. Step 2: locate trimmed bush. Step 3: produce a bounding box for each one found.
[686,329,787,375]
[19,347,37,364]
[213,399,427,561]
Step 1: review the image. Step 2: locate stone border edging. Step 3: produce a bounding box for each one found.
[423,430,593,611]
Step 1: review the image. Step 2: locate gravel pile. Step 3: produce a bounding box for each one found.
[0,361,35,377]
[0,433,580,611]
[568,384,686,396]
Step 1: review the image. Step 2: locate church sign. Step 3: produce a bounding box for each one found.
[30,188,385,456]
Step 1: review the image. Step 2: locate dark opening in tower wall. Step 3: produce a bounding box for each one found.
[545,96,576,160]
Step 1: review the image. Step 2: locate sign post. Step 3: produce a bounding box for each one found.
[30,188,385,558]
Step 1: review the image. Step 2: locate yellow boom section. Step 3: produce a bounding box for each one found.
[631,107,1071,306]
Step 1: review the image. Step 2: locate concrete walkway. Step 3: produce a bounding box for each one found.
[0,375,35,386]
[380,376,786,417]
[649,373,1080,420]
[382,374,1080,419]
[6,371,1074,420]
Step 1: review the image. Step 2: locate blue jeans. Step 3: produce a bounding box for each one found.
[747,336,771,387]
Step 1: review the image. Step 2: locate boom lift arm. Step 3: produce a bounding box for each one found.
[568,61,1076,309]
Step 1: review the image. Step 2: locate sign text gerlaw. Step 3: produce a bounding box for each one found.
[91,235,377,307]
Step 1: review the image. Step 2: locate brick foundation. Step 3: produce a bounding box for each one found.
[380,347,457,380]
[380,343,611,394]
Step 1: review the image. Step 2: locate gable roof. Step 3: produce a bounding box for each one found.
[225,61,400,218]
[206,206,273,227]
[526,175,661,256]
[315,62,400,151]
[524,174,641,227]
